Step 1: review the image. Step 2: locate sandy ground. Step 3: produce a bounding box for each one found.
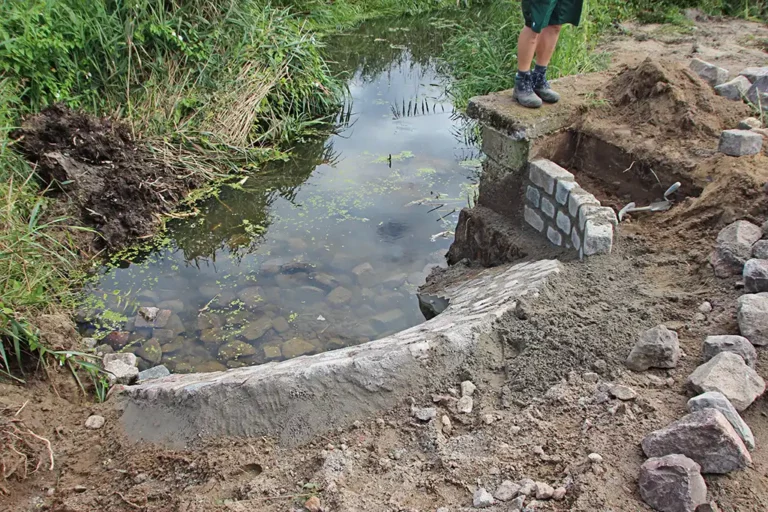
[2,15,768,512]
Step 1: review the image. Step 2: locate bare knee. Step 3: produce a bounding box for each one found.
[543,24,562,35]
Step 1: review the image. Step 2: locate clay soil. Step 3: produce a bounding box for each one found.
[3,16,768,512]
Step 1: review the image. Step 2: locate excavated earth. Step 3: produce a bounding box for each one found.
[2,16,768,512]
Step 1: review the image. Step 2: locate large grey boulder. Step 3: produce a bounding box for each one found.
[626,325,680,371]
[743,259,768,292]
[714,76,752,101]
[718,129,763,157]
[687,352,765,411]
[687,391,755,451]
[739,66,768,83]
[702,335,757,368]
[641,409,751,473]
[709,220,762,277]
[737,293,768,346]
[639,454,707,512]
[690,58,729,87]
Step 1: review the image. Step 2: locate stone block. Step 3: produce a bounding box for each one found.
[626,325,680,371]
[579,205,618,231]
[567,187,600,218]
[571,229,582,251]
[639,454,707,512]
[690,58,729,87]
[525,185,541,207]
[687,352,765,411]
[555,210,571,234]
[528,159,574,195]
[743,258,768,292]
[718,129,763,156]
[546,226,563,246]
[714,76,752,101]
[710,220,762,277]
[703,335,757,368]
[540,196,556,218]
[746,75,768,109]
[481,125,530,172]
[583,219,613,256]
[739,66,768,83]
[738,293,768,346]
[524,205,545,233]
[687,391,755,451]
[555,179,576,205]
[641,409,751,474]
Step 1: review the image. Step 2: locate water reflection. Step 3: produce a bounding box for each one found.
[79,15,482,373]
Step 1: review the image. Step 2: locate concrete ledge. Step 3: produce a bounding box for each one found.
[120,259,563,446]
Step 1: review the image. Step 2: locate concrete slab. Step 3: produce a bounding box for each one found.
[120,259,562,446]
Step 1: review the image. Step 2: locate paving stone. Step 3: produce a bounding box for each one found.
[743,258,768,292]
[710,220,762,277]
[138,365,170,382]
[641,409,751,473]
[718,129,763,156]
[555,210,571,234]
[738,117,762,130]
[639,454,708,512]
[546,226,562,247]
[626,325,680,371]
[567,187,600,218]
[555,179,576,205]
[583,219,613,256]
[687,352,765,411]
[746,75,768,109]
[540,196,556,219]
[579,205,618,231]
[702,335,757,368]
[714,75,752,101]
[739,66,768,83]
[571,229,582,251]
[528,159,574,195]
[524,205,545,233]
[738,293,768,346]
[690,58,729,87]
[526,185,541,207]
[687,391,755,451]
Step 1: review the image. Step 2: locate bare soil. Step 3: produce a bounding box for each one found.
[15,105,205,251]
[3,16,768,512]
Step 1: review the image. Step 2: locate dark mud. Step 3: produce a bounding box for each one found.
[15,105,204,250]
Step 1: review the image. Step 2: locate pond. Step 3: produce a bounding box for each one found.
[79,15,482,373]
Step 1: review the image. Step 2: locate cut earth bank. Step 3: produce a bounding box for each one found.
[3,16,768,512]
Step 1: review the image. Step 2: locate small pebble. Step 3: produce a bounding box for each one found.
[699,301,713,314]
[461,380,477,397]
[510,496,525,510]
[375,418,385,427]
[535,482,554,500]
[582,372,599,383]
[413,407,437,422]
[495,480,520,501]
[457,396,473,414]
[552,487,566,500]
[441,415,452,435]
[84,415,106,430]
[694,312,707,322]
[510,425,521,434]
[473,487,495,508]
[588,453,604,464]
[304,495,322,512]
[74,485,87,493]
[609,384,637,401]
[483,414,495,425]
[518,479,536,496]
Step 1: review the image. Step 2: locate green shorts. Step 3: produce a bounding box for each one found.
[522,0,584,33]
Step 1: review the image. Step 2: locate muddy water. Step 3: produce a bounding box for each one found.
[79,17,481,373]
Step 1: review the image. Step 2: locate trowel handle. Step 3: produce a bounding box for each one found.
[664,182,681,200]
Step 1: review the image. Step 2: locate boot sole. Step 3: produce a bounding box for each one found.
[534,90,560,104]
[512,90,542,109]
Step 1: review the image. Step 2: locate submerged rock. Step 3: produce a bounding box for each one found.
[218,340,257,361]
[242,317,273,341]
[281,338,315,358]
[135,339,162,365]
[326,286,353,307]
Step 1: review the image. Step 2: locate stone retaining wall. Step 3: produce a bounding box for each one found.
[524,159,617,257]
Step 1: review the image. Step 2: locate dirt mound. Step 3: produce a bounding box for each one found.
[15,106,203,250]
[603,57,747,141]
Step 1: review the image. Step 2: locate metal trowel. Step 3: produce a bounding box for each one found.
[618,182,681,222]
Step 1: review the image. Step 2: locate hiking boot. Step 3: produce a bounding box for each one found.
[532,71,560,104]
[513,73,542,109]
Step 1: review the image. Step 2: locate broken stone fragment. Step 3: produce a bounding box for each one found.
[714,75,752,101]
[461,380,477,397]
[687,352,765,411]
[534,482,554,500]
[687,391,755,451]
[702,335,757,368]
[709,220,762,277]
[494,480,520,502]
[639,454,707,512]
[641,409,751,473]
[609,384,637,401]
[104,359,139,385]
[752,240,768,259]
[473,487,494,508]
[457,395,473,414]
[689,58,729,87]
[718,129,763,157]
[138,364,170,382]
[743,258,768,292]
[412,407,436,422]
[626,325,680,371]
[737,293,768,346]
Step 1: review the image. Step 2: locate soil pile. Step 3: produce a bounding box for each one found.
[601,57,748,143]
[15,106,204,250]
